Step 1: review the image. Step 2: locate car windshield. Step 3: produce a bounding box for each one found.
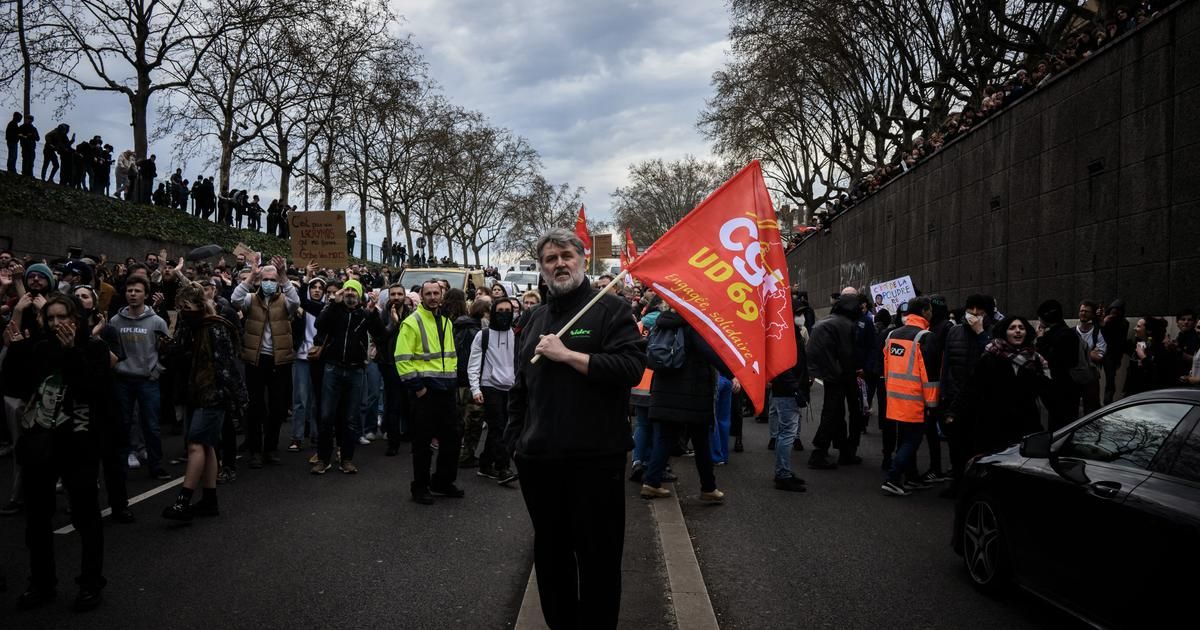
[399,269,465,291]
[504,271,539,290]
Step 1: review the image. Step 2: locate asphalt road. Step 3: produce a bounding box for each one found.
[0,388,1089,629]
[677,385,1088,630]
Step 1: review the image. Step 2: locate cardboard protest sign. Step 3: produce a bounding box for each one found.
[870,275,917,314]
[288,212,347,268]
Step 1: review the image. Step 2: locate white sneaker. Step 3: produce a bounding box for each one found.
[364,432,378,441]
[357,436,371,446]
[127,453,142,469]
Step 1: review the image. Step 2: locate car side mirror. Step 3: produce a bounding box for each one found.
[1020,431,1052,458]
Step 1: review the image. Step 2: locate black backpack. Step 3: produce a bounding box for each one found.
[646,326,687,371]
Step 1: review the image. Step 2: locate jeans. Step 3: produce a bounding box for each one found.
[245,354,292,455]
[771,395,800,479]
[711,376,733,464]
[631,406,655,465]
[516,454,625,630]
[113,377,163,471]
[319,364,365,463]
[291,358,317,441]
[768,392,778,439]
[645,421,716,492]
[359,362,382,438]
[886,421,925,484]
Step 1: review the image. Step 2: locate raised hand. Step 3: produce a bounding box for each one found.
[56,321,76,348]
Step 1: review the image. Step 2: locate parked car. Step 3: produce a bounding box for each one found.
[398,267,485,295]
[953,388,1200,629]
[502,270,539,293]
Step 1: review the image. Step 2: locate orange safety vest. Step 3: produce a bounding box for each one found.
[632,322,654,405]
[882,315,940,423]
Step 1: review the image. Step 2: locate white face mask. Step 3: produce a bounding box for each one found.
[965,313,981,326]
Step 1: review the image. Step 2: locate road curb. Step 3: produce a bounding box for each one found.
[652,486,720,630]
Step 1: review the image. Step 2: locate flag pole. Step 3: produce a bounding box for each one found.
[530,269,630,364]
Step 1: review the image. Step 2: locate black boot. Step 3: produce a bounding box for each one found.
[807,450,837,470]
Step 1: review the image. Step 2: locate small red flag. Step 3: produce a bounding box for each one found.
[625,161,795,413]
[574,205,592,259]
[625,227,638,262]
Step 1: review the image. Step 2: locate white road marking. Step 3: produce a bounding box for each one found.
[55,476,185,535]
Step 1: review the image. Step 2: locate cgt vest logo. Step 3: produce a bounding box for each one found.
[568,328,591,338]
[889,343,906,357]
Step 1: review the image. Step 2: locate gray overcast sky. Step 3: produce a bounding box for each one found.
[19,0,731,257]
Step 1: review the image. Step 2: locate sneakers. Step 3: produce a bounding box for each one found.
[126,453,141,469]
[774,476,808,492]
[837,454,863,466]
[161,501,194,522]
[640,484,671,499]
[430,483,465,498]
[497,469,519,486]
[476,467,499,480]
[311,461,331,475]
[339,461,358,474]
[364,431,378,441]
[357,436,371,446]
[904,479,933,491]
[412,488,434,505]
[248,453,263,469]
[700,489,726,503]
[0,499,24,516]
[72,585,103,612]
[628,462,645,483]
[287,440,301,452]
[767,437,776,450]
[881,481,911,497]
[308,453,321,465]
[921,470,950,483]
[217,467,237,484]
[430,438,440,450]
[16,587,56,610]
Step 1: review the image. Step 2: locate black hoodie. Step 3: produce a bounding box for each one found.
[504,279,646,459]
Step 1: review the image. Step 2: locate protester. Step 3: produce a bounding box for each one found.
[806,293,865,469]
[505,228,645,629]
[1035,300,1082,432]
[1076,300,1107,415]
[467,298,517,482]
[768,308,810,492]
[161,283,246,520]
[939,294,996,497]
[109,275,171,481]
[454,294,489,469]
[879,297,941,497]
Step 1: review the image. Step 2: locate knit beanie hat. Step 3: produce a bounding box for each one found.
[343,279,364,296]
[25,263,53,284]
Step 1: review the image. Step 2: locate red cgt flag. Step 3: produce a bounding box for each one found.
[625,227,638,261]
[574,205,592,259]
[625,160,795,413]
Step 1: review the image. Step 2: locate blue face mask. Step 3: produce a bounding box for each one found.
[260,280,278,296]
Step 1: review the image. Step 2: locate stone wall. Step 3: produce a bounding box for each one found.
[1,214,204,265]
[786,1,1200,317]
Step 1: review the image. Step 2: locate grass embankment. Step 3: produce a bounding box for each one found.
[0,172,292,259]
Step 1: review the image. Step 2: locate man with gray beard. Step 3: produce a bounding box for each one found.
[505,228,646,629]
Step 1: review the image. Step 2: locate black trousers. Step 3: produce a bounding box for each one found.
[409,388,460,492]
[925,407,944,472]
[381,363,408,449]
[6,139,15,172]
[813,378,864,455]
[20,146,34,176]
[478,387,510,471]
[20,431,105,591]
[517,455,625,630]
[244,355,292,454]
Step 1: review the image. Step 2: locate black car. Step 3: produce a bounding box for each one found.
[953,388,1200,629]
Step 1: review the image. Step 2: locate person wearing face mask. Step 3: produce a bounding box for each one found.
[947,316,1050,460]
[231,256,299,468]
[806,292,866,470]
[14,295,111,612]
[468,298,518,483]
[310,279,386,475]
[938,294,996,498]
[288,272,327,453]
[161,284,246,521]
[72,284,134,524]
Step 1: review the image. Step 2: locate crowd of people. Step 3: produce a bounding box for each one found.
[1,230,1198,621]
[806,1,1173,232]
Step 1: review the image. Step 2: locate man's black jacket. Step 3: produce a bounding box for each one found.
[315,301,386,367]
[505,280,645,460]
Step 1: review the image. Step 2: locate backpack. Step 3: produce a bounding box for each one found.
[1069,328,1099,385]
[646,326,687,371]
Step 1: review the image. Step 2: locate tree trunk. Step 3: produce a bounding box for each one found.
[277,135,290,207]
[322,136,334,212]
[461,241,468,267]
[132,85,151,159]
[359,196,368,260]
[472,246,482,267]
[17,0,31,116]
[218,121,234,196]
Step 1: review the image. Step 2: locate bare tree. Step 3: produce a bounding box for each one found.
[503,175,585,260]
[611,156,729,243]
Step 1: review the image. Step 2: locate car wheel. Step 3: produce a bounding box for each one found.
[962,494,1009,592]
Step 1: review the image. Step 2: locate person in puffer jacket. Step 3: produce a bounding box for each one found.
[805,293,864,469]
